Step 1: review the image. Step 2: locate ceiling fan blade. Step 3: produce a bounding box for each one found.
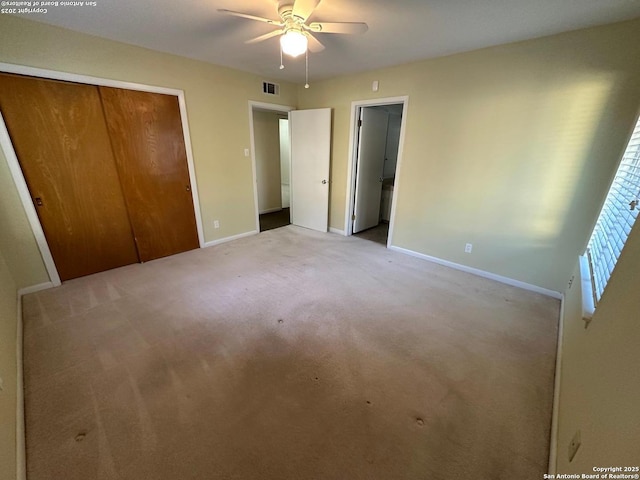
[306,33,325,53]
[245,30,283,44]
[292,0,321,22]
[307,21,368,34]
[217,9,282,26]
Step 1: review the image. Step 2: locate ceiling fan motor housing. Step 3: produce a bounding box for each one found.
[278,3,305,27]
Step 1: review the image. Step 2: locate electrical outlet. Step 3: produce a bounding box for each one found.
[568,430,581,462]
[214,220,220,229]
[465,243,473,253]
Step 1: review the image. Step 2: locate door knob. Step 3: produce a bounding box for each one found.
[322,180,327,184]
[186,185,191,192]
[35,197,43,206]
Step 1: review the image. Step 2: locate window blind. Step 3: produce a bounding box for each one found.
[586,115,640,304]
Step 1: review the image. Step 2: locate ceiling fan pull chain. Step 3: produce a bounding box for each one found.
[280,43,284,70]
[305,49,310,89]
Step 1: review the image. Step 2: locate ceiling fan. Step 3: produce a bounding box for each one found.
[218,0,368,59]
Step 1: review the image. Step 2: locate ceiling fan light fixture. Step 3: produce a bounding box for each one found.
[280,30,308,57]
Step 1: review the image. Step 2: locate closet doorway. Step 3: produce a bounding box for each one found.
[346,98,408,246]
[0,68,204,283]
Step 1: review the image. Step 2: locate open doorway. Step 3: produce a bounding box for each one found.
[250,102,331,234]
[249,102,294,232]
[347,100,406,246]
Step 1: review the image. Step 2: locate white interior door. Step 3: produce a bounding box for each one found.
[290,108,331,232]
[353,107,389,233]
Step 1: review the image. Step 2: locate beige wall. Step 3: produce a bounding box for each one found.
[0,152,48,290]
[298,18,640,293]
[556,220,640,472]
[0,15,297,287]
[279,119,291,209]
[0,249,17,480]
[254,110,284,213]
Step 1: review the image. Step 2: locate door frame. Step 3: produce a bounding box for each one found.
[0,62,206,287]
[344,96,409,247]
[248,101,295,233]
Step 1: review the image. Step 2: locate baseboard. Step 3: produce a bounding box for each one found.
[203,230,258,248]
[16,294,26,480]
[17,281,54,296]
[329,227,346,236]
[388,245,563,299]
[548,294,565,475]
[259,207,283,215]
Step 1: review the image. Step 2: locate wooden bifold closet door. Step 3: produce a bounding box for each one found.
[0,74,199,281]
[0,73,139,281]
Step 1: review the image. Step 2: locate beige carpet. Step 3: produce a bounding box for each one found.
[22,226,559,479]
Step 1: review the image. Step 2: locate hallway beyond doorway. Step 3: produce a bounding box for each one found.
[354,222,389,245]
[260,208,290,232]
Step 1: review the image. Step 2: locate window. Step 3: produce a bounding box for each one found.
[585,114,640,305]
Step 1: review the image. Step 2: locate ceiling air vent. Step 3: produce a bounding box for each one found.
[262,81,280,96]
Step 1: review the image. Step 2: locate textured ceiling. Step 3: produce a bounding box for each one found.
[17,0,640,84]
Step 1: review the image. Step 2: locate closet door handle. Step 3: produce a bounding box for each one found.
[35,197,43,206]
[186,185,191,192]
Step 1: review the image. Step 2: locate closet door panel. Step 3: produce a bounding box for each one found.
[99,87,199,262]
[0,74,139,281]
